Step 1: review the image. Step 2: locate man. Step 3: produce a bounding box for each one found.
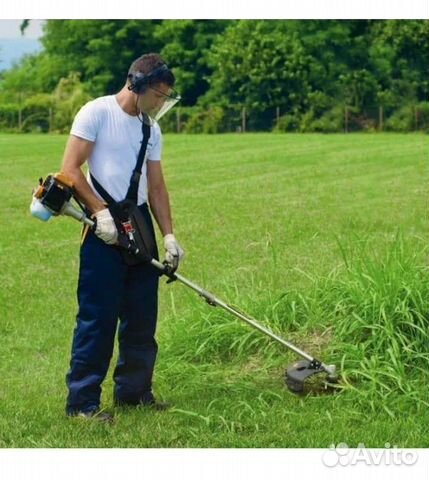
[61,53,183,422]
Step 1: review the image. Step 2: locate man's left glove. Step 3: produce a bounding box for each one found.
[164,233,184,270]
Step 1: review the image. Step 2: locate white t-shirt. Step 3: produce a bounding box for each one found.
[70,95,162,205]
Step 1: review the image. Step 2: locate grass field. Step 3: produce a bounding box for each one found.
[0,132,428,448]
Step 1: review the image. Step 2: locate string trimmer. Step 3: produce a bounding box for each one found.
[30,173,339,393]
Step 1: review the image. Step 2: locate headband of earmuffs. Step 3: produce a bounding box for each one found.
[127,64,170,94]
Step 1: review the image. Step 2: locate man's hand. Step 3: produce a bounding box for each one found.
[163,234,184,269]
[94,208,118,245]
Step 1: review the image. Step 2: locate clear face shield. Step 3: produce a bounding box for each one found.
[144,86,181,123]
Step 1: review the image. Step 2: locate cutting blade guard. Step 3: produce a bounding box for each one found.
[285,360,338,394]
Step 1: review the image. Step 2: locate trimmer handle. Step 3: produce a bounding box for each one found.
[83,217,96,229]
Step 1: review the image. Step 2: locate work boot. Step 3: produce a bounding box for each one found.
[141,396,171,411]
[114,391,171,411]
[68,408,114,424]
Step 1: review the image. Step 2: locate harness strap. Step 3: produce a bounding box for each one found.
[126,115,151,203]
[90,114,151,209]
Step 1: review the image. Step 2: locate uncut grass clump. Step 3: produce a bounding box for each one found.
[329,233,428,413]
[272,233,428,413]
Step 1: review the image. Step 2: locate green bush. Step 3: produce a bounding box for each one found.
[21,93,54,133]
[306,91,333,116]
[0,95,54,132]
[0,103,20,131]
[298,110,317,132]
[181,109,206,133]
[203,106,225,134]
[158,106,199,133]
[274,106,345,133]
[51,73,92,133]
[273,112,301,132]
[313,105,357,133]
[183,106,226,134]
[385,102,429,133]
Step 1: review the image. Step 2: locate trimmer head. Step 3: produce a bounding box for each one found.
[285,359,338,394]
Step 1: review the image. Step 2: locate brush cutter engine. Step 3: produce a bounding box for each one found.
[33,173,74,215]
[31,174,143,258]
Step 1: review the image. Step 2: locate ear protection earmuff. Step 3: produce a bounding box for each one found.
[127,64,170,94]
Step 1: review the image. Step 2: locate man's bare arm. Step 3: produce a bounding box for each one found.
[61,135,105,215]
[147,160,173,236]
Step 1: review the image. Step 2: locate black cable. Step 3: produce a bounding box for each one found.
[135,95,144,124]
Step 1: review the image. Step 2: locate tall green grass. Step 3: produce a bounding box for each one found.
[332,233,429,414]
[163,232,428,416]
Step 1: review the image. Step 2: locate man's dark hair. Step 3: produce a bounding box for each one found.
[128,53,175,87]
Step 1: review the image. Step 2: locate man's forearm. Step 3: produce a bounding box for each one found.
[62,167,105,214]
[148,187,173,236]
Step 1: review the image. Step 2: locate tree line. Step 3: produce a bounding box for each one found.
[0,20,428,133]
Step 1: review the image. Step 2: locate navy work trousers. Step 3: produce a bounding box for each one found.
[65,204,159,414]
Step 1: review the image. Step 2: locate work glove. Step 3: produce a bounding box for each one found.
[94,208,118,245]
[163,233,184,270]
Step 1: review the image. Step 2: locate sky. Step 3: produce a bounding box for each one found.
[0,19,45,39]
[0,20,45,71]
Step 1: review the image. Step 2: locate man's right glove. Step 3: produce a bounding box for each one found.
[94,208,118,245]
[164,233,184,270]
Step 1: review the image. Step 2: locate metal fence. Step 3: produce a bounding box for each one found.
[1,103,428,134]
[161,104,429,134]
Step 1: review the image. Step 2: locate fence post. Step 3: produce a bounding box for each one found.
[276,106,280,126]
[18,92,23,131]
[176,108,181,133]
[18,109,22,131]
[48,107,53,133]
[414,106,419,131]
[242,106,246,133]
[379,105,383,132]
[344,106,348,133]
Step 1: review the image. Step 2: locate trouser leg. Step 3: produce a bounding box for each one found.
[66,232,126,414]
[113,205,160,404]
[113,263,159,404]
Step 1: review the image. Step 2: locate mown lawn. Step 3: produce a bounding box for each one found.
[0,132,428,447]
